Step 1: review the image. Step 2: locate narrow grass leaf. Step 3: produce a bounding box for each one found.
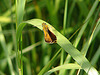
[16,0,26,75]
[73,0,99,48]
[91,46,100,66]
[0,41,41,64]
[0,25,15,75]
[81,18,100,56]
[59,0,68,74]
[69,6,100,75]
[38,48,61,75]
[16,19,99,75]
[44,64,81,75]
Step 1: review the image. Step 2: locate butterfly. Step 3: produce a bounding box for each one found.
[42,23,57,44]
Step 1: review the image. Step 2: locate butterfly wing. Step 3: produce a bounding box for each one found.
[44,31,53,43]
[47,29,57,43]
[42,23,57,43]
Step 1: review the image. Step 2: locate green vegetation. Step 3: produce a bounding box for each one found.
[0,0,100,75]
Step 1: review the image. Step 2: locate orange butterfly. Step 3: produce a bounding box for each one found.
[42,23,57,44]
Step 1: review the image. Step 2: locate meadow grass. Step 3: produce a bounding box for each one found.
[0,0,100,75]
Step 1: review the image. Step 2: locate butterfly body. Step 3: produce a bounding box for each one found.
[42,23,57,44]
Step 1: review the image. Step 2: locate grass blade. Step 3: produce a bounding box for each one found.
[44,64,81,75]
[16,19,99,75]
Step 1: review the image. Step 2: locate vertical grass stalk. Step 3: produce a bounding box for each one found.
[59,0,68,75]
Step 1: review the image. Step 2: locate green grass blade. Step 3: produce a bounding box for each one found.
[17,0,26,26]
[55,0,60,13]
[16,0,26,75]
[88,6,100,37]
[67,0,75,27]
[16,19,99,75]
[44,64,81,75]
[66,1,99,73]
[70,15,100,75]
[0,25,15,75]
[69,5,100,75]
[59,0,68,74]
[91,18,100,41]
[63,0,68,35]
[73,0,99,48]
[38,48,61,75]
[91,46,100,66]
[16,19,61,75]
[81,18,100,56]
[0,41,41,64]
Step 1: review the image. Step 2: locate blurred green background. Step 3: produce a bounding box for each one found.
[0,0,100,75]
